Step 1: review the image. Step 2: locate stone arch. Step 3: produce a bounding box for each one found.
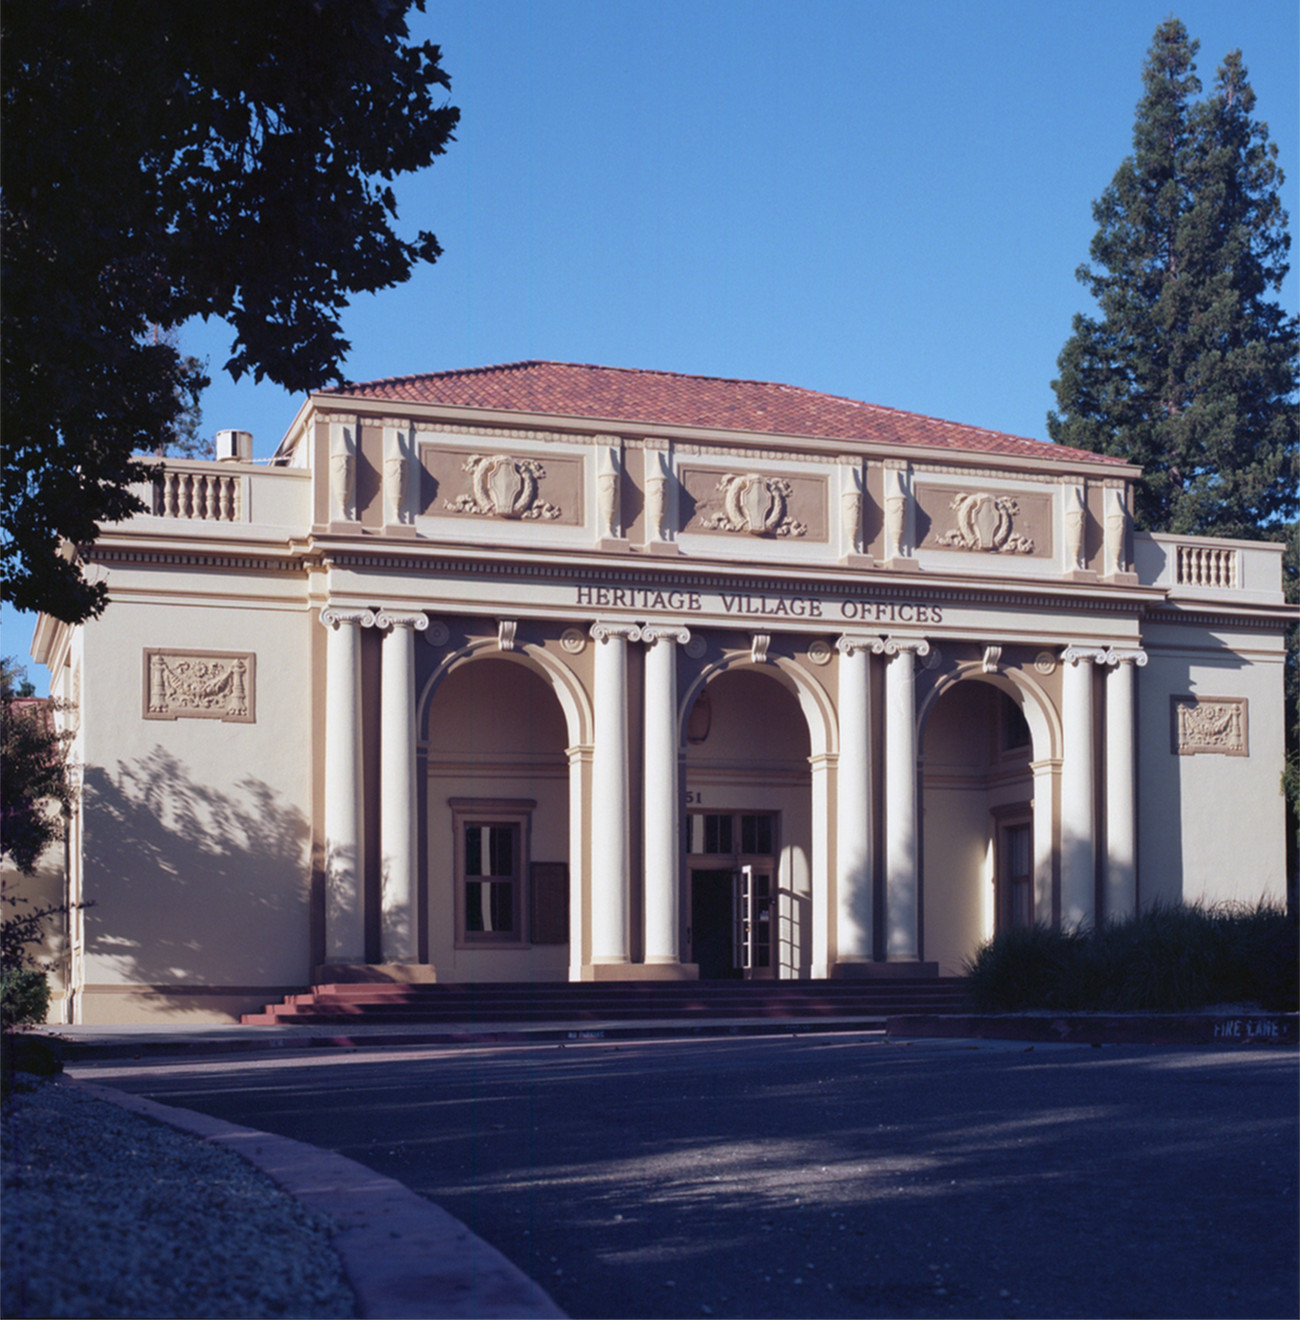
[917,660,1060,972]
[678,650,833,981]
[418,637,593,749]
[679,651,836,759]
[917,660,1060,762]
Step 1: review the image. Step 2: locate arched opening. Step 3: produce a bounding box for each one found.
[682,665,814,979]
[920,679,1036,974]
[422,655,570,981]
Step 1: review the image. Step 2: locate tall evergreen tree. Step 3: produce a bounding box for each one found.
[1048,19,1298,539]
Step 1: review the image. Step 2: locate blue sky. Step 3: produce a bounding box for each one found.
[6,0,1298,690]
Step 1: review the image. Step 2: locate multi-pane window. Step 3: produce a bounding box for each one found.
[464,823,518,936]
[740,813,773,857]
[451,798,534,946]
[999,819,1034,931]
[686,811,776,860]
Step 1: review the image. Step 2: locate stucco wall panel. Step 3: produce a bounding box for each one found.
[1137,641,1287,908]
[77,594,315,1007]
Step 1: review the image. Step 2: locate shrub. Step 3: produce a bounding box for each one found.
[964,901,1298,1013]
[0,967,50,1032]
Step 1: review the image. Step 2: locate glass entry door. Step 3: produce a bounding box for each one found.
[732,864,774,977]
[686,811,778,979]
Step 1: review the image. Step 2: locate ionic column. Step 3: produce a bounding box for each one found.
[809,753,833,979]
[1103,647,1146,921]
[321,607,375,962]
[1060,646,1107,930]
[642,624,690,964]
[880,635,928,960]
[567,744,593,982]
[835,636,875,965]
[376,610,428,963]
[589,621,641,964]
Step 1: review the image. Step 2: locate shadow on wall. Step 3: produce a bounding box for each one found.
[81,748,311,1009]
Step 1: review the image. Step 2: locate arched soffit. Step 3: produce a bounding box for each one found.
[917,662,1061,762]
[679,652,836,759]
[418,639,593,748]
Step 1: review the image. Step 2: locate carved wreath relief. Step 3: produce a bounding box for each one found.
[938,492,1034,554]
[446,454,562,520]
[706,473,807,538]
[144,650,255,723]
[1172,696,1247,756]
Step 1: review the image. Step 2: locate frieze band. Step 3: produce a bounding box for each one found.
[575,583,944,624]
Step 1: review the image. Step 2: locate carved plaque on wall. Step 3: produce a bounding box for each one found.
[422,446,583,524]
[679,466,827,540]
[915,483,1052,557]
[1171,695,1247,757]
[144,650,255,723]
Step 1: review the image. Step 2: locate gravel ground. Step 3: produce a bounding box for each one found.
[1,1076,357,1319]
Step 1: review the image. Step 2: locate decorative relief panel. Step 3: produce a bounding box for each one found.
[938,493,1034,553]
[707,473,806,537]
[916,484,1049,556]
[144,650,255,723]
[447,454,562,520]
[680,467,826,540]
[421,447,583,524]
[1172,696,1248,757]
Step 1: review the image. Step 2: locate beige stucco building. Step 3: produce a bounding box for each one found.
[28,361,1292,1023]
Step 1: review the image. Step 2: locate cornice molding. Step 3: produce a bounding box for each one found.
[86,546,303,573]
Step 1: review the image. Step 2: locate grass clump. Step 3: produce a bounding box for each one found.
[964,901,1298,1013]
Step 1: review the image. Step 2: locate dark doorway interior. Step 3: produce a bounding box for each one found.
[691,869,740,980]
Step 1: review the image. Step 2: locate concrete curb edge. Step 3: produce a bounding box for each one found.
[65,1078,567,1320]
[885,1012,1299,1046]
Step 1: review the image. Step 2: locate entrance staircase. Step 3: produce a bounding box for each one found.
[242,977,969,1030]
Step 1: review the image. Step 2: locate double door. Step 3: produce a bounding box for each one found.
[686,811,777,980]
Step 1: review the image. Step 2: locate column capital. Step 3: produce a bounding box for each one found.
[877,635,930,658]
[641,623,691,647]
[590,620,642,644]
[1061,644,1109,666]
[1103,646,1148,667]
[374,610,429,632]
[321,607,376,631]
[835,634,877,657]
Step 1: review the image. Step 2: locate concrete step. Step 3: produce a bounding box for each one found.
[242,978,970,1026]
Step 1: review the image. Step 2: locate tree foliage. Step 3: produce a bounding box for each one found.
[0,661,73,877]
[1048,19,1299,540]
[1,1,459,622]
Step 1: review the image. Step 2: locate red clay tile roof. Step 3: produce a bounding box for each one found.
[322,361,1128,465]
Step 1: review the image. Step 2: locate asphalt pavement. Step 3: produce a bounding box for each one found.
[67,1031,1299,1320]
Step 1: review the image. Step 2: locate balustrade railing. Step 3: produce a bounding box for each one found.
[1175,542,1237,589]
[154,469,242,522]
